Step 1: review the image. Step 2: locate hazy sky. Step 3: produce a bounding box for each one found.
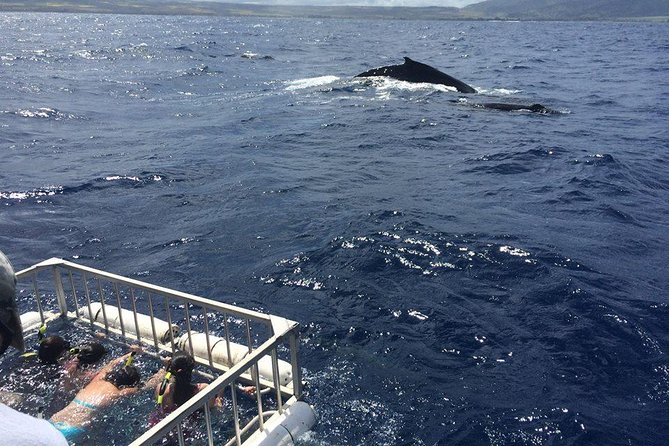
[217,0,484,7]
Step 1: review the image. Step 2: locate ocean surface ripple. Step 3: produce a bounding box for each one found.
[1,13,668,446]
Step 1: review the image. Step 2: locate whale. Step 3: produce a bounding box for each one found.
[473,102,558,114]
[355,57,477,93]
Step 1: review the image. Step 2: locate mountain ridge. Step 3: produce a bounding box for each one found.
[1,0,668,21]
[464,0,669,21]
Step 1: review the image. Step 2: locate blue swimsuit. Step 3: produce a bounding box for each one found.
[49,398,98,441]
[50,421,86,442]
[72,398,98,410]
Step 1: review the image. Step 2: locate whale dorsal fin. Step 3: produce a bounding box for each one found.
[403,57,416,64]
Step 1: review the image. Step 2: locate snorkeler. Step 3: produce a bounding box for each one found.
[49,350,162,442]
[28,332,107,369]
[31,334,108,393]
[155,350,222,410]
[149,350,222,427]
[35,335,70,364]
[61,340,107,392]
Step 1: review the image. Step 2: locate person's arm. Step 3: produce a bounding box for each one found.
[144,369,166,391]
[239,385,271,396]
[240,385,256,396]
[62,356,80,376]
[119,386,141,397]
[196,383,224,408]
[61,357,82,392]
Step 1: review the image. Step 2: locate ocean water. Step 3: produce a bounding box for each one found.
[1,12,668,446]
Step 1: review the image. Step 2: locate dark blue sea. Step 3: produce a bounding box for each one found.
[1,12,668,446]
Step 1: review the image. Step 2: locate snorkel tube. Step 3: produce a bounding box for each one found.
[156,370,172,405]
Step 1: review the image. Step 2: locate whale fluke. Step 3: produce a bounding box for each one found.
[356,57,476,94]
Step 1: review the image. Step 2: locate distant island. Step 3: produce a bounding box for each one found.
[1,0,668,22]
[464,0,669,22]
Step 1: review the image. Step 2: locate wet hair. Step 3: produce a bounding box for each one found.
[105,365,141,389]
[168,351,197,407]
[38,336,70,364]
[169,351,195,377]
[73,342,106,366]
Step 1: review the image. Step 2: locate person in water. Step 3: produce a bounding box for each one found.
[62,340,107,392]
[149,350,223,428]
[49,350,162,442]
[38,335,106,368]
[36,335,70,364]
[36,335,107,393]
[154,350,223,412]
[63,340,106,369]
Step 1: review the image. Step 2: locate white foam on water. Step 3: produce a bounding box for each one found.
[285,76,340,91]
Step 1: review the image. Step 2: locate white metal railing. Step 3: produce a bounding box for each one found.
[15,258,304,446]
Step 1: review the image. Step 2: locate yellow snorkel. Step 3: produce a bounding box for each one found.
[37,323,47,341]
[20,323,49,358]
[156,371,172,405]
[125,351,136,367]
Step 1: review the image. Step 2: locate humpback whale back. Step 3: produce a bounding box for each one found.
[356,57,476,94]
[475,102,557,114]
